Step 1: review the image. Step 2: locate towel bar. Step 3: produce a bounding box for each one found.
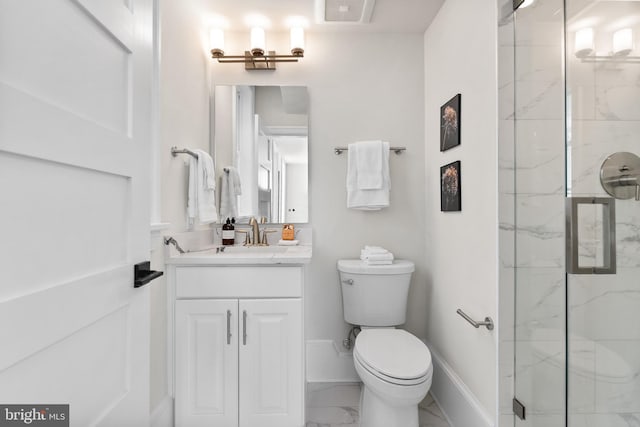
[334,146,406,155]
[171,146,198,159]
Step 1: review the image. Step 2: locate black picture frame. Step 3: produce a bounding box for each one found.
[440,161,461,212]
[440,94,461,152]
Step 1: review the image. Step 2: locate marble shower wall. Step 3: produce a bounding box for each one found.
[500,0,640,424]
[565,3,640,422]
[498,0,640,425]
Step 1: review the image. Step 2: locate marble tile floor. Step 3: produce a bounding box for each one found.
[306,382,450,427]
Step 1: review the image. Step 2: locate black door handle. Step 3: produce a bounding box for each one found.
[134,261,164,288]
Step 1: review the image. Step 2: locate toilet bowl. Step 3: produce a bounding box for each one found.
[338,258,432,427]
[353,329,432,427]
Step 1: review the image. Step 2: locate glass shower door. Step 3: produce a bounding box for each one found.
[565,0,640,425]
[512,0,568,425]
[512,0,640,425]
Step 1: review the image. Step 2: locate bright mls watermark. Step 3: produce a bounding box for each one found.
[0,405,68,426]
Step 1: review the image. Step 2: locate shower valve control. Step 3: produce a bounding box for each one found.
[600,152,640,201]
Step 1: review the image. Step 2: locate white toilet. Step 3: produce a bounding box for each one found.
[338,259,432,427]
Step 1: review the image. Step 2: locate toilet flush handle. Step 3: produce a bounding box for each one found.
[342,279,354,285]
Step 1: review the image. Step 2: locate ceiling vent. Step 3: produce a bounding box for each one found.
[315,0,376,24]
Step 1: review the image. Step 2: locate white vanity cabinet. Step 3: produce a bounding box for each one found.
[172,265,304,427]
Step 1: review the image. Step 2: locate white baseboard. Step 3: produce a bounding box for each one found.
[427,341,494,427]
[151,395,173,427]
[306,339,359,383]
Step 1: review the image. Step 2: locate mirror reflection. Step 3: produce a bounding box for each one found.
[214,85,309,224]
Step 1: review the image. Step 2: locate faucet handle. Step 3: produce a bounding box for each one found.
[260,229,278,245]
[235,229,250,245]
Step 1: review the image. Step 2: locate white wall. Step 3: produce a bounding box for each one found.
[150,0,212,412]
[153,18,426,409]
[424,0,498,421]
[210,31,427,371]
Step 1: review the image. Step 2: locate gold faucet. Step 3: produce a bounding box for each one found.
[248,217,261,245]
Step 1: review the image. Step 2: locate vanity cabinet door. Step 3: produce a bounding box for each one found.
[175,299,239,427]
[239,298,303,427]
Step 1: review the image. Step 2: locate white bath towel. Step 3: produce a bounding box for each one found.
[355,140,384,189]
[362,245,389,254]
[346,141,390,210]
[360,246,394,265]
[220,166,242,220]
[187,149,218,225]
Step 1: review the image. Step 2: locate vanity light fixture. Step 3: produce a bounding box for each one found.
[574,27,595,58]
[210,26,305,70]
[574,27,639,62]
[613,28,633,56]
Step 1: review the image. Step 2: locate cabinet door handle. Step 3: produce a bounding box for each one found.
[242,310,248,345]
[226,310,232,345]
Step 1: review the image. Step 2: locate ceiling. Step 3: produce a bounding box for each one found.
[197,0,446,33]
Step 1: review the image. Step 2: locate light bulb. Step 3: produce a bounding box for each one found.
[290,27,305,56]
[613,28,633,56]
[210,28,224,57]
[575,28,594,58]
[250,27,266,56]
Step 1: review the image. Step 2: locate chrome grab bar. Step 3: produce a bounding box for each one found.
[456,309,494,331]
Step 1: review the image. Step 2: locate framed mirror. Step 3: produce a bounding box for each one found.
[213,85,309,224]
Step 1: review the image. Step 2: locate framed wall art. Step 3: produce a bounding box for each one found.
[440,94,461,152]
[440,160,461,212]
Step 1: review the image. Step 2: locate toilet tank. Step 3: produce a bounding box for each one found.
[337,259,415,327]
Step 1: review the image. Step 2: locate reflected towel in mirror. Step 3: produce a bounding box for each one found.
[220,166,242,220]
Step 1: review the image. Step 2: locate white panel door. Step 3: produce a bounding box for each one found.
[0,0,153,426]
[175,300,239,427]
[239,299,303,427]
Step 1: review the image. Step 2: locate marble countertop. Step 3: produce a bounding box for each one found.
[165,244,312,266]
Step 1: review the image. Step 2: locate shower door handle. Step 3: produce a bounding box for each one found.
[566,197,616,274]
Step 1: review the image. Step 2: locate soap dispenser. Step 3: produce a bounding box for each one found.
[222,218,235,245]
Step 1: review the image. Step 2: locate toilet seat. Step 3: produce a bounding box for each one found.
[354,329,432,386]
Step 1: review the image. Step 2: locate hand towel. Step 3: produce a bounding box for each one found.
[220,166,242,220]
[187,149,218,226]
[364,259,394,265]
[355,141,384,189]
[346,141,390,210]
[361,253,394,262]
[360,245,394,265]
[363,245,389,254]
[195,148,216,190]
